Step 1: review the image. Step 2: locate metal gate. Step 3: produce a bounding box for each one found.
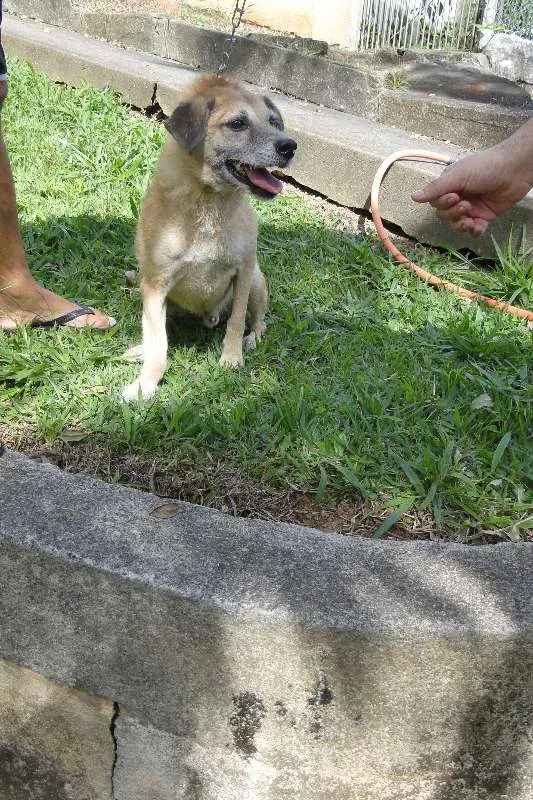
[358,0,484,50]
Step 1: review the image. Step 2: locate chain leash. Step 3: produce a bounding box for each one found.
[217,0,248,76]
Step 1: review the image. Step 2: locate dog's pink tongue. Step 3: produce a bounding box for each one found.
[245,167,283,195]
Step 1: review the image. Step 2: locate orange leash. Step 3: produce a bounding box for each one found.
[370,149,533,323]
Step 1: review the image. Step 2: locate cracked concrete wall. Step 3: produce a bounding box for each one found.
[4,0,377,118]
[0,658,115,800]
[1,452,533,799]
[75,10,377,119]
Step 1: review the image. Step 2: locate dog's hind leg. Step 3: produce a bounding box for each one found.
[243,264,268,350]
[122,281,168,401]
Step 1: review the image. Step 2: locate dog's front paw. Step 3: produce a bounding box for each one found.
[219,349,244,367]
[122,379,158,402]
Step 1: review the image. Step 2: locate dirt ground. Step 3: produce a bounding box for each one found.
[2,423,439,541]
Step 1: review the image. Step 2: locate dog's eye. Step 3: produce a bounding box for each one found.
[269,116,283,130]
[227,118,248,131]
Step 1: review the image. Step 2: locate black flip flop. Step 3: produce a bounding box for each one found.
[31,304,96,328]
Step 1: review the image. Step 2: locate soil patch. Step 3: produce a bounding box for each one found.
[4,426,518,545]
[1,424,442,541]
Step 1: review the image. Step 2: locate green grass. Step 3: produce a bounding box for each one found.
[1,59,532,539]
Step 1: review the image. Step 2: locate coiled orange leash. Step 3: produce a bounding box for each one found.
[370,149,533,323]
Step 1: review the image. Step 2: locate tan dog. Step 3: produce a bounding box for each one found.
[122,75,296,401]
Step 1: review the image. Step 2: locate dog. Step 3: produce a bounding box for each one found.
[122,75,297,401]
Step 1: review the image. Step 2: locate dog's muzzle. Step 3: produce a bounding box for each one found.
[275,137,297,160]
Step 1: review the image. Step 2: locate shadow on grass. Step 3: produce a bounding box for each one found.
[1,210,531,537]
[2,212,532,796]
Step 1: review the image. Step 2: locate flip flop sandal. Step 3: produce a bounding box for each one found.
[31,304,113,329]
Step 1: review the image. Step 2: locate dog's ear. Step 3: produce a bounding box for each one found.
[263,96,284,130]
[164,97,215,153]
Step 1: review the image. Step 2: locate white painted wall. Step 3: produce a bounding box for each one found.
[190,0,364,48]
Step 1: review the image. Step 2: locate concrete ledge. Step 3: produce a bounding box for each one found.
[79,12,379,119]
[378,89,532,150]
[3,0,72,28]
[6,2,379,119]
[5,0,531,149]
[1,449,532,798]
[4,13,533,258]
[2,12,197,110]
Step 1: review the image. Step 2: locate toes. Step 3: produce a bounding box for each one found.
[254,322,267,342]
[219,351,244,367]
[68,311,116,330]
[0,315,18,331]
[122,381,142,403]
[122,380,157,402]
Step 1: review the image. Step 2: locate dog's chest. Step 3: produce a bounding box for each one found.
[164,218,251,314]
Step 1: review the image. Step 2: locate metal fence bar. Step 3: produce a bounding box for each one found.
[356,0,489,50]
[391,0,402,48]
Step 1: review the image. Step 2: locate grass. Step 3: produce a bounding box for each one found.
[1,58,532,540]
[385,71,412,90]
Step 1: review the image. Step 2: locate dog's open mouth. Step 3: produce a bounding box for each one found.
[225,161,283,198]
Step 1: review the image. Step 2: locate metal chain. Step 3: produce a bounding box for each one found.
[217,0,248,76]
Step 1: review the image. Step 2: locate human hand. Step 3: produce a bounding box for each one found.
[411,148,533,237]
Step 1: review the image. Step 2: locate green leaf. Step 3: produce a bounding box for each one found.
[316,466,329,502]
[421,480,438,509]
[331,463,369,501]
[491,432,512,473]
[150,503,182,519]
[372,501,413,539]
[395,456,425,496]
[59,428,89,443]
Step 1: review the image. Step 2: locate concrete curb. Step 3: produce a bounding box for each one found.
[3,13,533,258]
[377,88,532,151]
[4,0,531,149]
[0,449,532,798]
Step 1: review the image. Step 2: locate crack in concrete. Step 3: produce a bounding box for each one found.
[110,701,120,799]
[151,82,158,108]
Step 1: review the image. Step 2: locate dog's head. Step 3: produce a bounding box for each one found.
[164,76,297,199]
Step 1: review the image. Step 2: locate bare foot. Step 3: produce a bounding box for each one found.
[0,282,116,330]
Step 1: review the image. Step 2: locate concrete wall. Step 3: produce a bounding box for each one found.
[1,450,532,799]
[191,0,363,49]
[0,658,114,799]
[3,9,533,258]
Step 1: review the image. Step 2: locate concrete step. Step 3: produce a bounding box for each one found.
[5,0,531,150]
[3,13,533,257]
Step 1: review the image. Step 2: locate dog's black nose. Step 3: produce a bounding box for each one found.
[275,137,297,159]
